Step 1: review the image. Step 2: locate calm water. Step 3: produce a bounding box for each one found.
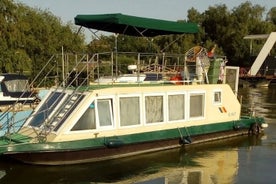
[0,86,275,184]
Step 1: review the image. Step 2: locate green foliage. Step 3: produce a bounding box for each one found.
[88,35,113,53]
[0,0,86,85]
[117,55,137,74]
[267,7,276,24]
[199,1,276,66]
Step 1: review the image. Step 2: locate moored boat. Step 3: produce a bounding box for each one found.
[0,73,39,111]
[0,13,267,165]
[0,73,41,136]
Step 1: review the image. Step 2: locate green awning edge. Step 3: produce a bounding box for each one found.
[74,13,199,37]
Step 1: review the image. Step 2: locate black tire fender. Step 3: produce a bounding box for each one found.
[248,123,260,135]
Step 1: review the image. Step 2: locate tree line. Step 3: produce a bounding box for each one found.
[1,0,275,84]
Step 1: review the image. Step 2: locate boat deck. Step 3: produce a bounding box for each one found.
[0,133,31,145]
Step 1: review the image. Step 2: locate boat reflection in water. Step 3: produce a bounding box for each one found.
[0,135,258,184]
[0,171,5,181]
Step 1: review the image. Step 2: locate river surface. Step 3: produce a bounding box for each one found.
[0,86,275,184]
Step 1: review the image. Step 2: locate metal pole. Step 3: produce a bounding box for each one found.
[62,46,65,87]
[114,34,118,78]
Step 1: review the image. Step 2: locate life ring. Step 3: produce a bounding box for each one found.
[248,123,261,135]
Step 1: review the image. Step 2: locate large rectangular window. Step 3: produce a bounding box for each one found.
[189,93,205,118]
[97,99,113,127]
[168,94,185,121]
[145,95,163,123]
[119,96,140,126]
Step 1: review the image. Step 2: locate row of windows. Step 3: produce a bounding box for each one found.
[27,90,221,132]
[71,92,217,131]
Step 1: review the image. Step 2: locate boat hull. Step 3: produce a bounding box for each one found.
[0,117,264,165]
[5,130,247,165]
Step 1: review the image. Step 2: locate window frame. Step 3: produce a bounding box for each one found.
[70,101,97,132]
[167,92,186,123]
[213,90,222,105]
[188,91,206,120]
[118,94,142,128]
[144,93,165,125]
[95,97,115,130]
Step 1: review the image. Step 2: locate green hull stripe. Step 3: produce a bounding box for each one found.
[0,133,31,144]
[0,116,264,154]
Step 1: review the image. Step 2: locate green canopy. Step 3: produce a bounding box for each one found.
[74,13,199,37]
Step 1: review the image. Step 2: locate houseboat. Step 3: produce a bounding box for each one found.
[0,14,267,165]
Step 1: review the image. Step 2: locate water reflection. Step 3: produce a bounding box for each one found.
[239,86,276,120]
[0,87,275,184]
[0,171,5,180]
[236,86,276,184]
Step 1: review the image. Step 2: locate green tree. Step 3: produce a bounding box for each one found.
[266,7,276,25]
[0,0,86,85]
[230,2,273,65]
[0,0,18,72]
[199,1,275,66]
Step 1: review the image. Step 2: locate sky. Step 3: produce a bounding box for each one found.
[16,0,276,41]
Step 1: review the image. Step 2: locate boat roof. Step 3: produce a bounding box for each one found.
[74,13,199,37]
[0,73,28,81]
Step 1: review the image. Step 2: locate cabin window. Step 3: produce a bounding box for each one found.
[214,91,222,104]
[71,103,96,131]
[189,93,205,118]
[168,94,185,121]
[145,95,164,123]
[119,96,140,126]
[29,92,65,127]
[4,79,30,92]
[97,99,113,127]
